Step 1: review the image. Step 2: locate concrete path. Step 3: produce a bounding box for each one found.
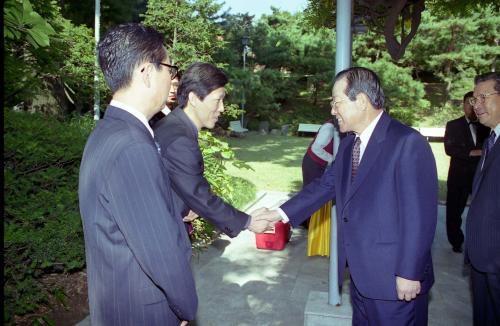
[76,191,472,326]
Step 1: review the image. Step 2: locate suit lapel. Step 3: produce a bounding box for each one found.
[344,112,390,205]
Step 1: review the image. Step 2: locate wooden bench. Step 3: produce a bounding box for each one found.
[297,123,321,135]
[414,127,445,142]
[229,120,249,136]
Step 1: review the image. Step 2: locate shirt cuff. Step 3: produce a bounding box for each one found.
[277,207,290,223]
[244,215,251,229]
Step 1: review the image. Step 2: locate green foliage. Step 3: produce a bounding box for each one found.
[4,0,56,48]
[4,109,92,322]
[142,0,225,68]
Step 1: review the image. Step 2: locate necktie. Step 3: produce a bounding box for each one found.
[484,131,496,158]
[351,137,361,183]
[153,137,162,154]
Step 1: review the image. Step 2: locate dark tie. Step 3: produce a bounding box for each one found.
[351,137,361,183]
[484,131,496,159]
[153,137,162,154]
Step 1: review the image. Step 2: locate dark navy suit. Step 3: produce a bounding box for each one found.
[79,106,197,325]
[465,131,500,326]
[281,112,438,324]
[154,107,249,237]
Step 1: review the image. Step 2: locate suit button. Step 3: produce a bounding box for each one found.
[343,217,348,222]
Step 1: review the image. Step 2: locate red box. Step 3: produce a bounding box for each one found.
[255,221,291,251]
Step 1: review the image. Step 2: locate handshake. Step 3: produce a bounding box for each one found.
[247,207,283,233]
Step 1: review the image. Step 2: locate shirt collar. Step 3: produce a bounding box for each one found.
[110,100,154,138]
[357,110,384,145]
[493,123,500,142]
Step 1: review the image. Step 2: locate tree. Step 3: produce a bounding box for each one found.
[142,0,225,68]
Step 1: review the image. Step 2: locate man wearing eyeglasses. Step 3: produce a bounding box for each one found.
[79,23,196,325]
[465,72,500,326]
[444,92,490,254]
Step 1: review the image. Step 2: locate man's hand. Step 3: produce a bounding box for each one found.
[469,149,482,157]
[247,207,282,233]
[396,276,421,301]
[182,210,199,222]
[180,321,188,326]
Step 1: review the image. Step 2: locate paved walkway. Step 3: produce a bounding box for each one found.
[77,191,472,326]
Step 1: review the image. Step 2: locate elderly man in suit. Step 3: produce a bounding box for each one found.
[444,91,490,253]
[78,23,197,325]
[258,67,438,325]
[154,62,271,238]
[465,72,500,326]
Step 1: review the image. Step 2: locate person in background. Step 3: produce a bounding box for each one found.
[301,120,335,255]
[465,71,500,326]
[444,91,490,253]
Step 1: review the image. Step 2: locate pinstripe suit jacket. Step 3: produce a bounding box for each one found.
[465,133,500,274]
[79,106,197,325]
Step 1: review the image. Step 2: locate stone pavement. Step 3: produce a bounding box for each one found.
[76,190,472,326]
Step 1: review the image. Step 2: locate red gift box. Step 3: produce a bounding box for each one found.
[255,221,291,251]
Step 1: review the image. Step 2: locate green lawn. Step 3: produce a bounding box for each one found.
[225,133,449,203]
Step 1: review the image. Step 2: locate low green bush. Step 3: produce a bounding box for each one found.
[4,109,255,323]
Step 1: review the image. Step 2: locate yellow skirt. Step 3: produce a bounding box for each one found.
[307,201,331,257]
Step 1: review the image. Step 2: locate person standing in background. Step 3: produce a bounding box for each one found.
[465,72,500,326]
[444,91,490,253]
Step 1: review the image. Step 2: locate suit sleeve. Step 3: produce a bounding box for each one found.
[165,136,249,237]
[280,163,336,227]
[444,120,473,160]
[106,143,197,321]
[395,133,438,280]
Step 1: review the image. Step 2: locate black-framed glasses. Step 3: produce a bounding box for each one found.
[469,91,499,106]
[157,62,179,80]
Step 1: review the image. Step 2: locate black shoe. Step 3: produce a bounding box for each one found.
[452,246,463,253]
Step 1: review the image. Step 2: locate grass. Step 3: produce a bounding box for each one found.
[224,133,449,203]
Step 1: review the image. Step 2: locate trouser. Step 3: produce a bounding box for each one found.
[471,265,500,326]
[350,278,428,326]
[446,183,469,248]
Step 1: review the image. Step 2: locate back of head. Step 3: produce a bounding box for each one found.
[98,23,166,94]
[474,72,500,91]
[177,62,228,109]
[334,67,385,110]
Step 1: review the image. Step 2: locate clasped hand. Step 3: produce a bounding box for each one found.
[247,207,282,233]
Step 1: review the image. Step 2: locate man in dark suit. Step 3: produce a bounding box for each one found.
[258,67,438,325]
[465,72,500,326]
[154,62,271,236]
[444,92,490,253]
[79,23,197,325]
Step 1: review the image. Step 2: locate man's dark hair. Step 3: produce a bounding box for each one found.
[463,91,474,103]
[97,23,166,93]
[334,67,385,109]
[177,62,228,109]
[474,72,500,92]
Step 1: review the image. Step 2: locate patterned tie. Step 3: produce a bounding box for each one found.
[351,137,361,183]
[484,131,496,159]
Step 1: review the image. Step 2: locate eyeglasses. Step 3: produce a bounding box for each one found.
[330,98,348,108]
[157,62,179,80]
[469,91,499,106]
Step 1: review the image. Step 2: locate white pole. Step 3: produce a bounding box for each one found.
[329,0,352,306]
[93,0,101,121]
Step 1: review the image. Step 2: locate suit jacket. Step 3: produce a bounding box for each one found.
[281,112,438,300]
[465,133,500,274]
[79,106,197,325]
[444,116,490,188]
[154,107,249,238]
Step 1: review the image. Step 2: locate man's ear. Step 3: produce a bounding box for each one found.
[356,93,369,110]
[188,92,199,107]
[140,63,152,88]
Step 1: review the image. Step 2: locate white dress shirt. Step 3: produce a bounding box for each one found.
[110,100,154,138]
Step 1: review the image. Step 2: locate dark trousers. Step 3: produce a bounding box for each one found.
[471,266,500,326]
[446,183,469,249]
[350,278,428,326]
